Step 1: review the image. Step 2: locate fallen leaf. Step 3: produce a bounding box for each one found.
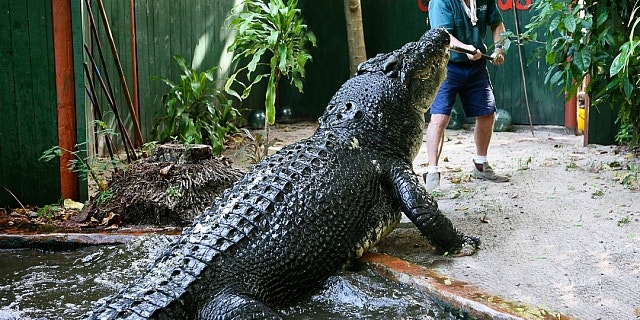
[63,199,84,211]
[159,164,173,177]
[101,212,122,226]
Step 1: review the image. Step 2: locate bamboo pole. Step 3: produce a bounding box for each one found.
[94,0,144,146]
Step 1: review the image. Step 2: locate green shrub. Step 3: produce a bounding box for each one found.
[524,0,640,146]
[152,55,241,155]
[225,0,316,126]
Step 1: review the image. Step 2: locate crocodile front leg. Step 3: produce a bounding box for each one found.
[389,160,480,255]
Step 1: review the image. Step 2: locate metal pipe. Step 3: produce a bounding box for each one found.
[52,0,79,200]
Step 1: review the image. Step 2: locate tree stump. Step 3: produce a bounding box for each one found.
[151,144,213,164]
[86,144,245,227]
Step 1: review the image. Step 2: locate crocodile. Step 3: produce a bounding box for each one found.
[88,27,479,320]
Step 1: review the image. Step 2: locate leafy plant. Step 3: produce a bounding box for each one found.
[94,188,113,205]
[617,216,631,226]
[140,141,158,158]
[40,123,120,194]
[234,128,276,165]
[591,189,604,198]
[225,0,316,126]
[152,55,242,155]
[610,5,640,145]
[40,119,129,199]
[165,185,183,199]
[524,0,640,146]
[40,142,119,192]
[37,204,58,220]
[617,163,640,190]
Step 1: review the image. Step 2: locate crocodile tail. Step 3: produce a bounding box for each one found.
[88,236,210,319]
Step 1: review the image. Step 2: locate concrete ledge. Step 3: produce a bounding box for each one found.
[360,252,575,320]
[0,233,136,251]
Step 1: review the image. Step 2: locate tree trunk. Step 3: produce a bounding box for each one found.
[344,0,367,76]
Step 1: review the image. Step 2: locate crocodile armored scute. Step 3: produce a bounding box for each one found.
[88,27,479,320]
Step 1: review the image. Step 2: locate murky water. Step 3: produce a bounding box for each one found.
[0,235,461,320]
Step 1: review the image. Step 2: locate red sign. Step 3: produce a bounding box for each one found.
[418,0,532,12]
[418,0,428,12]
[497,0,532,10]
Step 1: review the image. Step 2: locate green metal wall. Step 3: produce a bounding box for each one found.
[280,0,351,120]
[135,0,237,139]
[0,1,61,207]
[588,103,621,145]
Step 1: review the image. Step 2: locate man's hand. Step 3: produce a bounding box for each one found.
[491,46,505,65]
[465,46,483,61]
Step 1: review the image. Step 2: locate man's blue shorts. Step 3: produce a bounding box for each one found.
[429,60,496,117]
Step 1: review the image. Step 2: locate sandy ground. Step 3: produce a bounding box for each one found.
[262,122,639,320]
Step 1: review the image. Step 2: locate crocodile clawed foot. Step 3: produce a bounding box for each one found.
[452,235,481,257]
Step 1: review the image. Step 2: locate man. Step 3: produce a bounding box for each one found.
[424,0,509,190]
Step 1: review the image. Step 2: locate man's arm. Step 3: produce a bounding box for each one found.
[490,22,506,65]
[448,34,483,61]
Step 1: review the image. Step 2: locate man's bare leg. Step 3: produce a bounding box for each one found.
[426,114,451,167]
[424,114,451,189]
[474,113,494,159]
[472,113,509,182]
